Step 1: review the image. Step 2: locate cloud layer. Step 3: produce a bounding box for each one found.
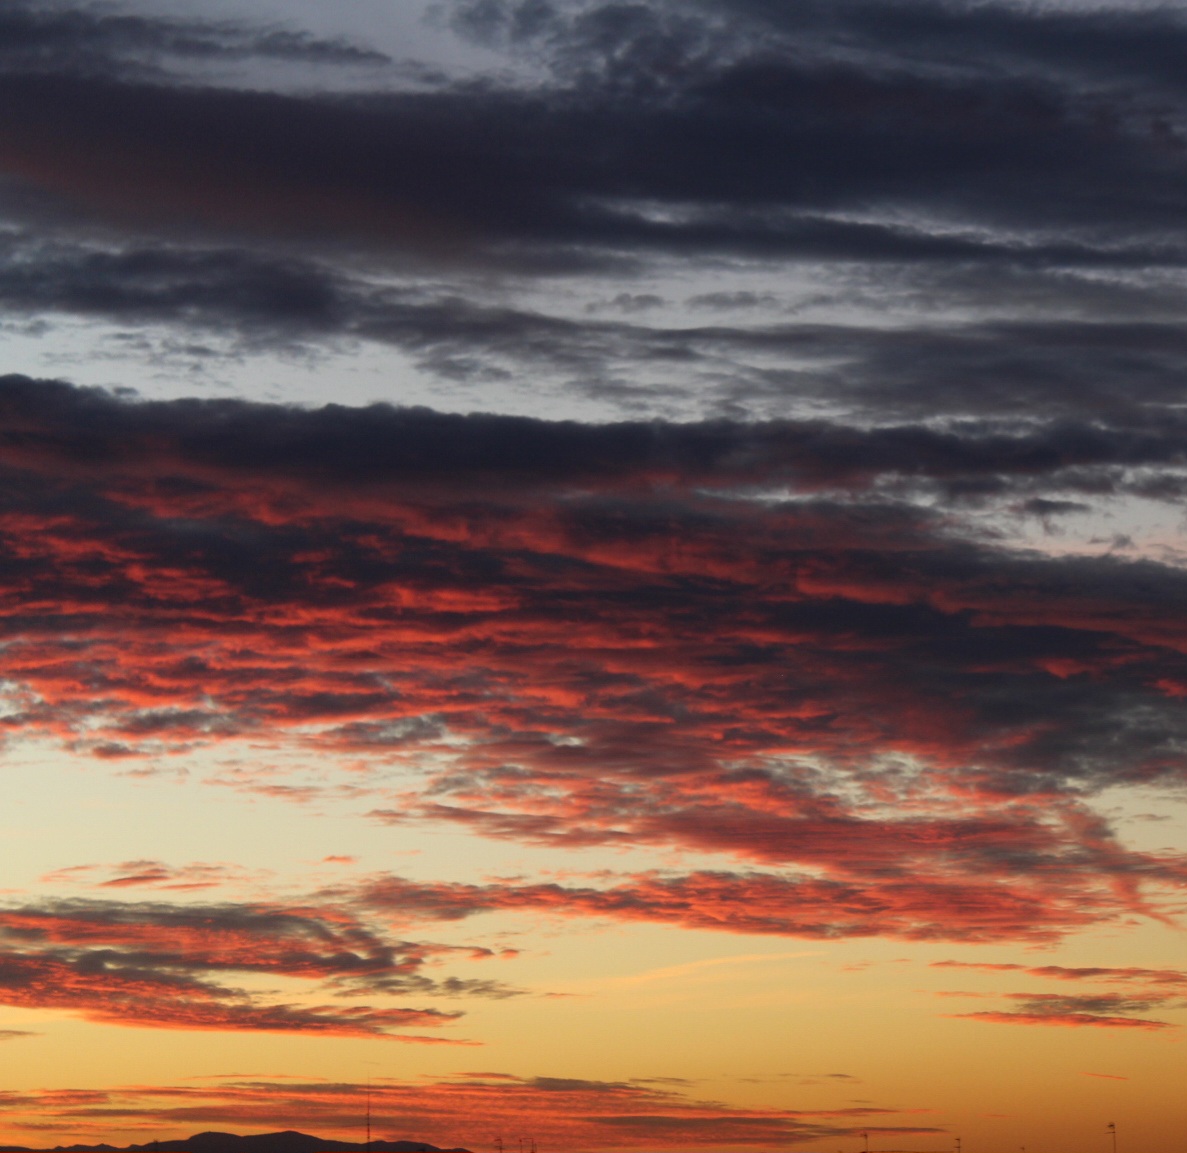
[7,0,1187,423]
[0,377,1181,946]
[0,895,516,1039]
[0,4,1185,1145]
[0,1074,943,1148]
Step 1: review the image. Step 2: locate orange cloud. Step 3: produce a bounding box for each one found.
[0,1075,947,1150]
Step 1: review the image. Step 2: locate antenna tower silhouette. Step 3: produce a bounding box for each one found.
[1108,1122,1117,1153]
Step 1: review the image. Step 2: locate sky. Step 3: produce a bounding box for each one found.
[0,1,1185,1151]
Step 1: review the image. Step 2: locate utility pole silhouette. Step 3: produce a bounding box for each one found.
[1108,1122,1117,1153]
[861,1132,869,1153]
[362,1061,380,1151]
[955,1137,962,1153]
[494,1137,504,1153]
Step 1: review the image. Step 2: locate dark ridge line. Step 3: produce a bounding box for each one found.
[0,1131,472,1153]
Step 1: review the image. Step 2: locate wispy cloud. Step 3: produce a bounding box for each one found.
[0,897,520,1039]
[951,997,1177,1030]
[933,959,1187,1029]
[40,861,270,892]
[0,1074,945,1148]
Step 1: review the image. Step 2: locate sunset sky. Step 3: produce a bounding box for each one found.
[0,1,1185,1151]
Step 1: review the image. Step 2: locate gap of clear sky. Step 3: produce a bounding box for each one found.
[0,1,1185,1151]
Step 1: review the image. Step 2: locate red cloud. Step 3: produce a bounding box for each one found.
[354,869,1103,943]
[0,1075,947,1150]
[39,860,268,892]
[0,898,515,1039]
[0,382,1183,946]
[0,951,461,1038]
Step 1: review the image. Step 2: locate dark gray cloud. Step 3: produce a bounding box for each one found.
[444,0,1187,246]
[2,371,1186,506]
[0,238,346,335]
[0,2,389,76]
[0,0,1186,433]
[8,233,1187,429]
[4,0,1187,264]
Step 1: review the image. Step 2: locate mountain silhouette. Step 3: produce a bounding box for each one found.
[0,1131,472,1153]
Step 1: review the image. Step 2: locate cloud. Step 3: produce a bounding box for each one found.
[932,959,1187,1029]
[355,870,1107,944]
[1,1,1187,440]
[932,960,1187,986]
[0,379,1181,943]
[40,861,268,892]
[0,2,390,78]
[0,0,1185,266]
[0,1,1182,1142]
[951,999,1176,1030]
[0,897,521,1038]
[0,1074,945,1148]
[445,0,1187,250]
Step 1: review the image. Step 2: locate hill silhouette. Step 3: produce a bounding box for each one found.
[0,1131,472,1153]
